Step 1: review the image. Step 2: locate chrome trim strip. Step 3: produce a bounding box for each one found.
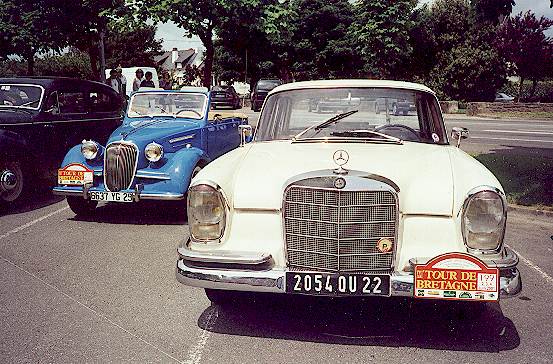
[135,171,171,180]
[408,246,519,270]
[169,134,196,143]
[175,261,522,298]
[139,193,184,200]
[178,247,272,265]
[52,187,82,196]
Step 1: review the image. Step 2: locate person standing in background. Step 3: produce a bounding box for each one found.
[140,71,155,88]
[159,71,173,90]
[116,66,127,95]
[106,69,120,93]
[133,69,144,92]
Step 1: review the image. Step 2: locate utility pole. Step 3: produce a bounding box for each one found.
[243,48,248,108]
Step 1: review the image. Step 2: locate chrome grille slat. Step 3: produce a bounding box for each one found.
[105,142,138,192]
[284,185,397,272]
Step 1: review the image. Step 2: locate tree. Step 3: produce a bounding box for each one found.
[135,0,260,88]
[471,0,514,24]
[498,11,553,100]
[351,0,417,79]
[104,22,163,68]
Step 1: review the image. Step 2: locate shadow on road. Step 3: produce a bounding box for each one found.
[198,295,520,353]
[0,187,64,217]
[70,201,187,225]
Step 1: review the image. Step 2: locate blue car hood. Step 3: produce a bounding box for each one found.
[108,117,202,147]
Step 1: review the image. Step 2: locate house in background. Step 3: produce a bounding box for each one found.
[155,47,204,86]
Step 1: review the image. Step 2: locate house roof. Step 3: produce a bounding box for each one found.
[155,48,197,70]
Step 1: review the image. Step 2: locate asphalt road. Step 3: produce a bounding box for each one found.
[242,109,553,157]
[1,190,553,363]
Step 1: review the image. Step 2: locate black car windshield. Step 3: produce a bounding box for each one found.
[255,87,447,144]
[0,84,44,110]
[257,80,281,91]
[127,92,207,119]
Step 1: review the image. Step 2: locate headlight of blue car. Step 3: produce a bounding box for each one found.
[145,142,164,162]
[81,140,100,160]
[188,184,226,242]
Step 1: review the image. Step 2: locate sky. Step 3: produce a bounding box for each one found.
[156,1,553,51]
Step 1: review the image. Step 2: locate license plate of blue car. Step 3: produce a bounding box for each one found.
[89,191,134,203]
[286,272,391,296]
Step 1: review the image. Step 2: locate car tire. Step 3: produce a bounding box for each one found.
[0,159,26,204]
[66,196,98,216]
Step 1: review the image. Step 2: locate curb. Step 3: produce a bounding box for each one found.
[508,204,553,217]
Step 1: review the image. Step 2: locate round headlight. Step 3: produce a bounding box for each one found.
[81,140,99,160]
[462,189,506,252]
[187,184,226,242]
[145,142,164,162]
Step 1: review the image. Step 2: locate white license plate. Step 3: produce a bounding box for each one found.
[89,191,134,203]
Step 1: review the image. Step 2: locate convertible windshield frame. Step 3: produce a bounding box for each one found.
[255,86,448,145]
[0,84,45,111]
[127,92,208,120]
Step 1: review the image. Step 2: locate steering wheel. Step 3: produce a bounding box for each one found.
[175,109,202,117]
[375,124,420,142]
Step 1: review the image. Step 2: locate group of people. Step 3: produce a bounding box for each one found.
[106,67,173,96]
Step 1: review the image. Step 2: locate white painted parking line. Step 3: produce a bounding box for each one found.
[507,245,553,285]
[471,136,553,143]
[184,306,219,364]
[0,206,69,241]
[483,130,553,135]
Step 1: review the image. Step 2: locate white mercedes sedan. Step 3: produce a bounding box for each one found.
[176,80,521,305]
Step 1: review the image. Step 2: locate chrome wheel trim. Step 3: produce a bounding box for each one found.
[0,162,23,202]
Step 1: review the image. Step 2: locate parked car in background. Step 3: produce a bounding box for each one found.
[211,85,241,109]
[495,93,514,102]
[53,87,248,216]
[177,79,521,306]
[375,97,412,115]
[0,78,122,204]
[308,93,361,113]
[250,79,282,112]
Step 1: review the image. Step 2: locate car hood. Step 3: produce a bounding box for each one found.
[215,141,457,215]
[108,118,202,147]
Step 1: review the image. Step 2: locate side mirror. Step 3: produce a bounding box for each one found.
[239,124,253,146]
[451,127,469,147]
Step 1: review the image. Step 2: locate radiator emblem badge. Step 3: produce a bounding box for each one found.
[377,238,393,253]
[334,177,346,189]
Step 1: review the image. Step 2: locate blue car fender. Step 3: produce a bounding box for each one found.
[60,144,104,169]
[162,147,209,194]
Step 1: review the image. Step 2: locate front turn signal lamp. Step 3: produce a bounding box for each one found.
[187,184,226,242]
[462,188,506,252]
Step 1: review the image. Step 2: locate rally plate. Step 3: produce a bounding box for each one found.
[286,272,390,296]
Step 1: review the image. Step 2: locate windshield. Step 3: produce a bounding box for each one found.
[257,80,281,91]
[127,92,207,119]
[0,84,44,110]
[255,87,447,144]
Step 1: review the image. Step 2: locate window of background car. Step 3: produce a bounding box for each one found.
[0,84,44,110]
[89,90,119,112]
[127,92,207,119]
[58,91,87,114]
[256,80,281,91]
[255,88,448,144]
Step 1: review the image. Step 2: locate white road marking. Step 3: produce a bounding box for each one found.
[483,129,553,135]
[184,306,219,364]
[0,206,69,240]
[0,255,183,363]
[507,245,553,285]
[471,136,553,143]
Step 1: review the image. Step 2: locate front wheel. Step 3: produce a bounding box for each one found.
[0,159,25,203]
[67,196,98,216]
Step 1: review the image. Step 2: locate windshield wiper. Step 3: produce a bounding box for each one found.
[293,110,359,140]
[330,129,402,143]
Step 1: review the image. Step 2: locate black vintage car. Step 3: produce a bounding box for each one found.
[0,77,122,204]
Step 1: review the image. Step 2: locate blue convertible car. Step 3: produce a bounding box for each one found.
[53,87,249,216]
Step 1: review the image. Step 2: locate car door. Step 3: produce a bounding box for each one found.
[206,117,227,159]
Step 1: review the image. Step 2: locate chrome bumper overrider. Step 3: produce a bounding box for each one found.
[176,246,522,299]
[52,186,184,201]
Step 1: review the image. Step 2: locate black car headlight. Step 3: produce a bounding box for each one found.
[145,142,164,162]
[461,188,506,252]
[187,184,226,242]
[81,140,99,160]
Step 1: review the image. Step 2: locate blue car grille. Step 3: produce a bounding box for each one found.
[104,142,138,192]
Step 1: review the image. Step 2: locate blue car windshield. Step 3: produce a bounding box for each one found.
[127,92,207,119]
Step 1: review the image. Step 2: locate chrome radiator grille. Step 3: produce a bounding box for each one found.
[104,142,138,192]
[284,186,397,272]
